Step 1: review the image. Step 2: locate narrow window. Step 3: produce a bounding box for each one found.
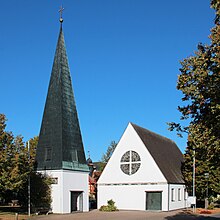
[45,148,52,161]
[71,149,78,162]
[178,188,181,201]
[171,188,175,202]
[184,188,187,200]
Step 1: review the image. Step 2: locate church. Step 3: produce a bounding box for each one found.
[36,10,89,214]
[97,122,188,211]
[35,8,188,214]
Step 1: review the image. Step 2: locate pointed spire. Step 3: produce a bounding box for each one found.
[36,12,87,171]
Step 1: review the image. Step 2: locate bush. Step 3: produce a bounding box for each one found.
[99,199,118,212]
[209,195,220,208]
[207,203,215,210]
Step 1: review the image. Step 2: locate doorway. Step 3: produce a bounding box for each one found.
[146,191,162,210]
[70,191,83,212]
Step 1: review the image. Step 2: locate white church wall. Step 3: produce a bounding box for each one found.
[98,123,167,185]
[97,123,187,212]
[42,170,63,213]
[43,170,89,214]
[168,184,187,211]
[98,183,169,211]
[62,170,89,213]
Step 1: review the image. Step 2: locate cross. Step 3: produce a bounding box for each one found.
[59,5,64,22]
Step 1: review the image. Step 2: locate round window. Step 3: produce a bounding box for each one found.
[120,150,141,175]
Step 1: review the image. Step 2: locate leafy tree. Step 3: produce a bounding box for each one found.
[182,124,220,199]
[27,136,39,170]
[168,1,220,200]
[101,141,117,163]
[18,172,52,210]
[0,115,28,202]
[0,113,52,210]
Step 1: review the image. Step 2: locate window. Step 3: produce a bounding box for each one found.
[71,150,78,161]
[45,148,52,161]
[120,150,141,175]
[51,177,58,184]
[171,188,175,202]
[184,188,187,200]
[178,188,181,201]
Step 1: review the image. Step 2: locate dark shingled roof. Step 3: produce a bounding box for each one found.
[36,25,87,170]
[131,123,184,184]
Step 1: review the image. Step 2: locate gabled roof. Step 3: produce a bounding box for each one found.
[131,123,184,184]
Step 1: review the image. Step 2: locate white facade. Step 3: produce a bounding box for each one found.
[43,170,89,214]
[98,183,186,211]
[97,123,187,211]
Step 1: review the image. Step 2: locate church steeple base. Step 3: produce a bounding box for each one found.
[41,169,89,213]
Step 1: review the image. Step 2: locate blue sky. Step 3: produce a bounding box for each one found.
[1,1,214,161]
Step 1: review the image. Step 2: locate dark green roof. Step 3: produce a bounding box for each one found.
[36,25,87,171]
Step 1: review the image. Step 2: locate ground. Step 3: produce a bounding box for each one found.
[196,208,220,215]
[1,209,220,220]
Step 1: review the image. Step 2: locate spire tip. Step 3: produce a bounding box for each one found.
[59,5,64,24]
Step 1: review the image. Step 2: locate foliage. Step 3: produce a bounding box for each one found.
[209,194,220,207]
[182,124,220,199]
[168,1,220,200]
[93,162,107,172]
[0,113,52,210]
[0,114,28,202]
[101,141,117,163]
[17,172,52,209]
[99,199,118,212]
[207,203,215,210]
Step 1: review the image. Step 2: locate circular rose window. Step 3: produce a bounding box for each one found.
[120,150,141,175]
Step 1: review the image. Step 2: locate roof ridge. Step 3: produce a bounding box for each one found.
[130,122,175,144]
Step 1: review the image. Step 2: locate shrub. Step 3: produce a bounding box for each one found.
[207,203,215,210]
[99,199,118,212]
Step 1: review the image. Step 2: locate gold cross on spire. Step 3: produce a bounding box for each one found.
[59,5,64,23]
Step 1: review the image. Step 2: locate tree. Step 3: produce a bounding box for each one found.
[17,172,52,210]
[168,1,220,200]
[0,113,52,210]
[0,115,28,202]
[182,124,220,199]
[101,141,117,163]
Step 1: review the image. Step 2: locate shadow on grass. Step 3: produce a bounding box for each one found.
[165,211,219,220]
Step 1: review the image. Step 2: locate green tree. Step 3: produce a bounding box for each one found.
[0,115,28,202]
[17,172,52,210]
[99,141,117,171]
[0,114,52,210]
[182,124,220,199]
[17,135,52,210]
[27,136,39,170]
[101,141,117,163]
[168,1,220,200]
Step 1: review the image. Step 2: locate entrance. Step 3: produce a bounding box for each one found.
[146,191,162,210]
[70,191,83,212]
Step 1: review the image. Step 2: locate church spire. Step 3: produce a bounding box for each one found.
[36,9,87,171]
